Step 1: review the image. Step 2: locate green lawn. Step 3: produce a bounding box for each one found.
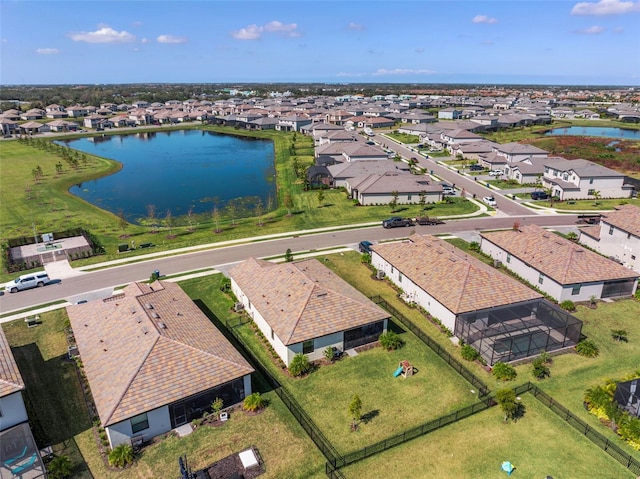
[525,198,640,211]
[179,270,479,454]
[385,132,419,144]
[341,395,636,479]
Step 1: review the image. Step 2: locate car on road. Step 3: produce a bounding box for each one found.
[530,191,549,200]
[5,272,50,293]
[488,170,503,176]
[442,187,456,195]
[358,241,373,253]
[382,216,414,228]
[365,141,376,146]
[469,164,484,171]
[482,196,497,207]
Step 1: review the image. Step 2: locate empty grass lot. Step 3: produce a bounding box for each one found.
[341,395,635,479]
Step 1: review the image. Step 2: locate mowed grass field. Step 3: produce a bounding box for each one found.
[341,396,636,479]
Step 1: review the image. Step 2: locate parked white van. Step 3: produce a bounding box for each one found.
[5,272,50,293]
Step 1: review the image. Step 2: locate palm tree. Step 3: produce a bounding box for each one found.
[592,190,601,206]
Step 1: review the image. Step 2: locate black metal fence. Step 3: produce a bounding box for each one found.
[524,382,640,476]
[369,296,490,397]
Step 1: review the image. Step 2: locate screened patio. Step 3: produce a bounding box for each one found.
[454,299,583,366]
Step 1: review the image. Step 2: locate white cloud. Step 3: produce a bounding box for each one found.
[575,25,606,33]
[373,68,435,76]
[472,14,498,24]
[231,21,299,40]
[571,0,640,15]
[336,72,367,77]
[36,48,59,55]
[141,38,149,44]
[348,22,365,31]
[69,26,136,43]
[157,34,188,44]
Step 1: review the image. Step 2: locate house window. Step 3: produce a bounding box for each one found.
[407,194,412,201]
[609,226,614,236]
[588,189,595,195]
[302,339,314,354]
[538,273,544,285]
[544,167,549,174]
[506,253,511,264]
[628,233,631,239]
[131,413,149,434]
[398,272,403,283]
[571,285,581,296]
[391,266,394,274]
[270,328,274,340]
[589,178,594,184]
[562,173,568,181]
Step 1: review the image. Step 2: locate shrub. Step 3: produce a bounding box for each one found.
[47,455,73,479]
[108,444,134,468]
[538,350,551,364]
[460,344,480,362]
[492,362,517,381]
[560,300,576,311]
[469,241,481,252]
[211,397,224,419]
[611,329,628,342]
[289,353,311,377]
[576,339,599,358]
[496,388,525,422]
[532,358,550,380]
[324,346,335,362]
[379,331,404,350]
[243,392,267,412]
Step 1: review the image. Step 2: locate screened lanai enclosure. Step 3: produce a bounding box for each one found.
[454,299,583,365]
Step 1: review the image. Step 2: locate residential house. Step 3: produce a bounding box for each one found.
[46,119,79,132]
[440,129,483,148]
[480,224,638,301]
[327,160,410,188]
[542,158,633,200]
[66,281,254,448]
[493,142,548,163]
[504,157,549,184]
[229,258,390,366]
[19,121,49,135]
[0,329,47,478]
[276,114,312,132]
[438,108,462,120]
[341,143,389,162]
[0,118,18,135]
[20,109,44,121]
[450,140,498,160]
[371,234,580,364]
[579,204,640,273]
[346,172,442,205]
[66,105,90,118]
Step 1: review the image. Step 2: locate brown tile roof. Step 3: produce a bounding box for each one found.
[228,258,389,345]
[0,328,24,398]
[601,204,640,238]
[371,234,541,314]
[579,225,601,240]
[481,224,638,284]
[66,281,253,427]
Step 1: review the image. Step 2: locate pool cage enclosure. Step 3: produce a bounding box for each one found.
[454,299,583,366]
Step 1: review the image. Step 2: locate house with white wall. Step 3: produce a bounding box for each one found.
[542,158,633,200]
[480,224,638,302]
[0,329,28,432]
[579,204,640,273]
[66,281,253,448]
[493,142,548,163]
[346,172,442,205]
[229,258,390,366]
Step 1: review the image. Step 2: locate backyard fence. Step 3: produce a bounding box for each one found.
[524,382,640,476]
[224,320,345,475]
[369,295,490,397]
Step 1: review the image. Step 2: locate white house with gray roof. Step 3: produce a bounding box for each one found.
[346,172,442,205]
[542,158,633,200]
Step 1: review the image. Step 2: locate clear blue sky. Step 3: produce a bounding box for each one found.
[2,0,639,86]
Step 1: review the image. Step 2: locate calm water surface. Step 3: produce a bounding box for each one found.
[64,130,275,223]
[545,126,640,140]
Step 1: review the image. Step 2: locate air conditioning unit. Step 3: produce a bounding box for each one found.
[234,302,245,312]
[376,270,386,280]
[493,259,502,268]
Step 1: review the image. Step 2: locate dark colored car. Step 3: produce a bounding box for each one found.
[358,241,373,253]
[469,164,484,171]
[530,191,549,200]
[382,216,414,228]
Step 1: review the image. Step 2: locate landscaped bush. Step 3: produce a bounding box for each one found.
[243,392,267,412]
[531,357,550,380]
[289,353,311,377]
[460,344,480,362]
[47,455,73,479]
[576,339,600,358]
[492,362,517,381]
[108,444,134,468]
[560,300,576,311]
[379,331,404,351]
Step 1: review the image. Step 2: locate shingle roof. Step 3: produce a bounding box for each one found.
[66,281,253,427]
[0,329,24,398]
[372,234,541,314]
[601,204,640,237]
[228,258,390,345]
[481,224,638,284]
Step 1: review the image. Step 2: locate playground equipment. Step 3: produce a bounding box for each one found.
[393,360,414,378]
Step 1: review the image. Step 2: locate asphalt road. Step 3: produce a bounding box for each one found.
[373,133,532,215]
[0,214,578,314]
